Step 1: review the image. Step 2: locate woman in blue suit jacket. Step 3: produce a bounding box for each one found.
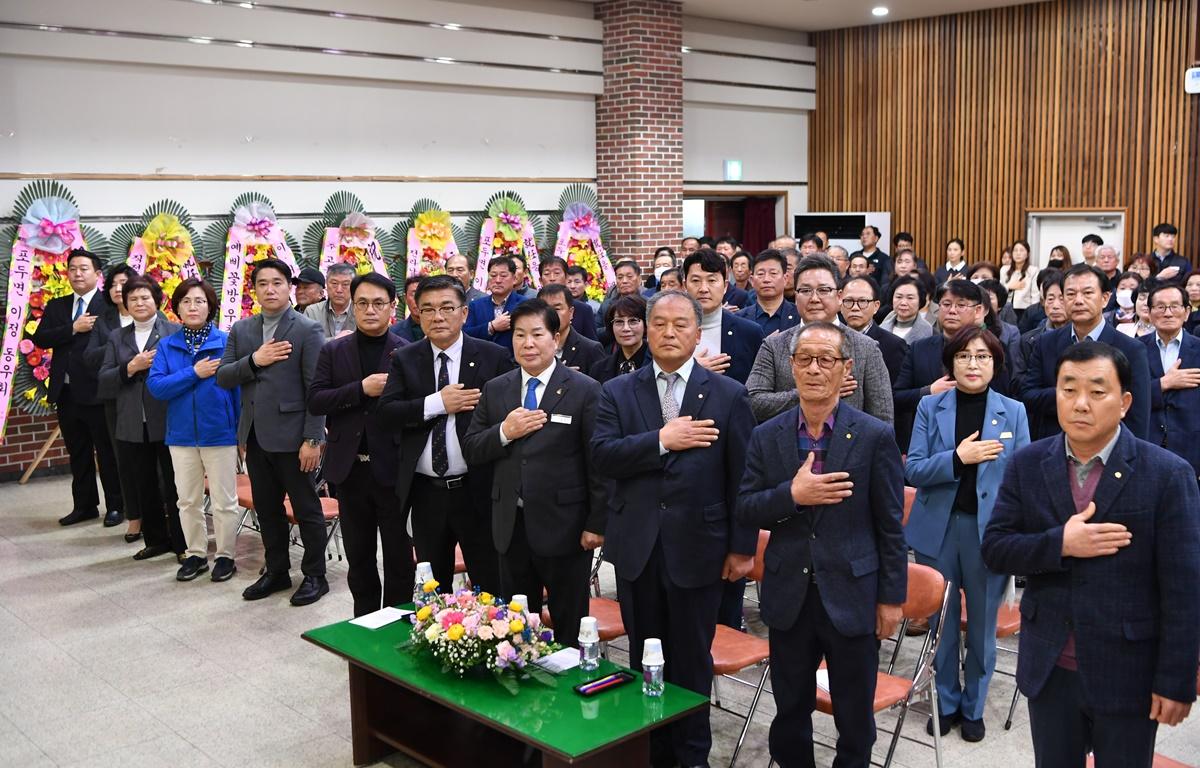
[904,326,1030,742]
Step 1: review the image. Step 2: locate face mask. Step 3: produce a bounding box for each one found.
[970,277,986,285]
[1115,289,1134,309]
[654,266,669,281]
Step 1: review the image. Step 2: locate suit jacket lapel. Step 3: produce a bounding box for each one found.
[1146,336,1166,378]
[274,309,296,341]
[633,365,664,433]
[935,391,957,453]
[1090,429,1136,522]
[678,364,710,420]
[814,405,859,530]
[419,339,437,394]
[977,389,1008,486]
[1041,434,1080,524]
[381,334,402,372]
[458,337,483,389]
[537,363,570,416]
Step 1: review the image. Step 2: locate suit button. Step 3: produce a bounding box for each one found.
[802,567,809,574]
[659,502,667,510]
[810,532,817,539]
[981,491,988,498]
[521,460,527,466]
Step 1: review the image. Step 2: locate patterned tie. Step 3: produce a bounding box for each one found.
[658,371,680,423]
[431,352,451,476]
[73,296,85,321]
[524,378,540,411]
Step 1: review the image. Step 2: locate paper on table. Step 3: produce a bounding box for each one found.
[349,606,413,630]
[816,669,830,693]
[534,647,582,674]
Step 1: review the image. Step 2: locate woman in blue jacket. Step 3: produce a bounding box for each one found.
[904,326,1030,743]
[147,278,241,583]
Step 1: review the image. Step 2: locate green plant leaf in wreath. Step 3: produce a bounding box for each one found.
[410,198,441,217]
[11,180,78,218]
[227,191,272,216]
[201,219,233,285]
[12,365,54,417]
[391,222,410,252]
[302,220,328,269]
[107,222,144,264]
[140,199,196,234]
[0,225,15,296]
[79,226,110,268]
[557,183,600,212]
[323,191,365,222]
[463,213,486,259]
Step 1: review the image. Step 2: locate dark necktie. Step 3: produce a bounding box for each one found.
[431,352,451,476]
[73,296,85,321]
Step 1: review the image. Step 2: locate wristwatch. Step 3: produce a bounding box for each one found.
[304,438,324,447]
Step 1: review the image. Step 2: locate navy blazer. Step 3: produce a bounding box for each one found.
[736,404,908,637]
[571,298,598,341]
[307,331,407,486]
[1019,322,1151,441]
[464,292,528,352]
[1143,331,1200,482]
[720,310,766,385]
[388,316,424,344]
[863,322,907,384]
[723,284,751,309]
[981,431,1200,714]
[559,328,606,376]
[591,363,757,589]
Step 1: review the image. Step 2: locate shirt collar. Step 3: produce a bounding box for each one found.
[430,333,464,360]
[74,287,98,306]
[1065,425,1122,467]
[1071,317,1106,343]
[799,316,841,328]
[520,358,557,391]
[653,356,695,384]
[1156,329,1184,349]
[799,404,839,437]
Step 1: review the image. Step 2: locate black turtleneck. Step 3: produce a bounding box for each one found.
[951,388,988,515]
[355,329,388,380]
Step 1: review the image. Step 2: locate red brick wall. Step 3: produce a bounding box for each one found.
[0,411,69,483]
[595,0,684,267]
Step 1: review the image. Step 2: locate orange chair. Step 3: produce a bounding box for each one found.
[815,563,952,768]
[901,486,917,527]
[710,530,772,767]
[539,596,626,656]
[284,496,342,561]
[233,473,259,537]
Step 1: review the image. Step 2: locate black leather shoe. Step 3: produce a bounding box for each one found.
[58,509,98,526]
[290,575,330,606]
[211,557,237,583]
[926,710,960,737]
[176,556,209,581]
[133,545,172,561]
[960,717,985,742]
[103,510,124,527]
[242,572,292,601]
[123,532,142,544]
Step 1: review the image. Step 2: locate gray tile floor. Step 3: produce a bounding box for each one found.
[1,475,1196,767]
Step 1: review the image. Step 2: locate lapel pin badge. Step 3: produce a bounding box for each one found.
[991,419,999,425]
[468,361,475,367]
[556,388,563,395]
[698,393,704,399]
[845,433,852,439]
[1114,471,1122,479]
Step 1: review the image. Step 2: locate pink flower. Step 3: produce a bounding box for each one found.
[477,625,494,641]
[486,607,499,621]
[527,613,541,630]
[441,610,465,630]
[18,339,34,354]
[462,614,480,633]
[32,365,49,381]
[490,619,510,638]
[455,592,473,607]
[495,640,518,669]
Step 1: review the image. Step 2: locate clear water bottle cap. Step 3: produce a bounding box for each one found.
[578,616,599,643]
[415,562,433,581]
[642,637,665,666]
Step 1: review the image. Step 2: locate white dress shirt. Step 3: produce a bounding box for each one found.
[1157,330,1183,373]
[653,356,695,455]
[417,333,469,477]
[499,359,557,446]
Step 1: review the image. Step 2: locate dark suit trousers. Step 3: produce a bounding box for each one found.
[616,540,723,767]
[102,401,136,520]
[337,461,415,617]
[408,475,500,595]
[244,431,327,577]
[1028,666,1158,768]
[57,384,123,514]
[116,432,183,553]
[500,509,591,649]
[768,585,879,768]
[718,578,747,629]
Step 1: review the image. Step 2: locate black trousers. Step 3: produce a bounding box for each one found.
[115,433,183,553]
[499,509,592,649]
[717,577,747,629]
[244,431,327,578]
[768,585,879,768]
[1028,665,1158,768]
[408,474,500,595]
[338,461,415,617]
[616,540,723,767]
[57,385,123,515]
[102,401,136,520]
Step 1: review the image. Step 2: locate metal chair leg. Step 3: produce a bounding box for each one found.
[1004,686,1021,730]
[728,663,770,768]
[711,675,722,708]
[887,618,908,674]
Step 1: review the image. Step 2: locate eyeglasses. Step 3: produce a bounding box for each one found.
[841,297,877,309]
[938,301,981,312]
[611,318,644,328]
[417,304,464,317]
[178,297,208,307]
[792,354,845,369]
[796,286,837,298]
[953,352,994,365]
[353,299,393,312]
[1151,303,1186,313]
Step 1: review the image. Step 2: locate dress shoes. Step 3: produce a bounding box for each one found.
[290,575,330,606]
[123,531,142,544]
[211,557,237,582]
[133,545,173,561]
[102,509,124,527]
[242,571,293,601]
[176,556,209,581]
[58,509,98,526]
[926,710,961,737]
[960,717,986,742]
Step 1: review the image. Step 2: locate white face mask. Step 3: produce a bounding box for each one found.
[970,277,986,285]
[1115,289,1134,309]
[654,266,670,281]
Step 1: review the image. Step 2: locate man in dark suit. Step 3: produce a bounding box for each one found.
[850,225,892,289]
[983,342,1200,767]
[378,275,512,594]
[217,258,330,606]
[539,255,599,341]
[683,249,765,386]
[592,290,756,767]
[1142,283,1200,484]
[1149,222,1190,283]
[1020,264,1151,441]
[463,300,606,647]
[737,321,907,767]
[388,276,425,343]
[29,248,124,527]
[536,283,604,377]
[308,272,414,617]
[464,256,527,353]
[839,275,907,383]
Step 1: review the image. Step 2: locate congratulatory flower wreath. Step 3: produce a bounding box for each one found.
[303,191,396,281]
[392,199,466,279]
[110,201,202,321]
[547,184,616,304]
[465,191,545,292]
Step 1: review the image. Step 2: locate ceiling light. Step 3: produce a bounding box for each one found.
[872,6,889,16]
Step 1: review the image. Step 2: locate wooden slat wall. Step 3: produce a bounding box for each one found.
[810,0,1199,268]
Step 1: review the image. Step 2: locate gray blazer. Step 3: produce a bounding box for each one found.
[97,317,180,443]
[880,311,935,344]
[303,299,356,339]
[217,309,326,452]
[746,323,894,424]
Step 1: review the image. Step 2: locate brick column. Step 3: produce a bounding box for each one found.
[594,0,684,265]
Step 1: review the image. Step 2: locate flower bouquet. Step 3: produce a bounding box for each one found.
[0,181,108,439]
[405,581,559,695]
[200,194,302,329]
[465,191,545,292]
[108,201,202,322]
[392,199,467,280]
[303,191,397,282]
[550,189,616,304]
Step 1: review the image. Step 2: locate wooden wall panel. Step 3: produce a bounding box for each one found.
[810,0,1199,268]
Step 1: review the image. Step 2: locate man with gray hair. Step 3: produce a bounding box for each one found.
[304,262,357,339]
[593,289,757,768]
[747,254,894,424]
[828,245,851,279]
[1096,244,1121,293]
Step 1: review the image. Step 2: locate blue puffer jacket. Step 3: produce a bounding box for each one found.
[146,325,240,447]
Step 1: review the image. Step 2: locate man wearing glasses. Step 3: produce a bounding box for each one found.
[838,276,907,383]
[308,273,414,617]
[379,275,512,593]
[1141,283,1200,483]
[1019,264,1150,441]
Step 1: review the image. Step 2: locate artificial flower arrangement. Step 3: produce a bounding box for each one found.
[0,181,109,438]
[547,185,617,304]
[303,191,397,283]
[200,194,301,330]
[392,199,467,279]
[464,191,545,293]
[404,580,559,695]
[122,209,202,322]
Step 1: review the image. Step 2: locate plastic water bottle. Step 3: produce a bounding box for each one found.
[511,594,530,614]
[413,561,434,605]
[642,638,665,697]
[578,616,601,671]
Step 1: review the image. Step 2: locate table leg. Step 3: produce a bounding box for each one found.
[348,663,392,766]
[542,733,650,767]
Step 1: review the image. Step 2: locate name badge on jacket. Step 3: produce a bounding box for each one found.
[551,414,573,425]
